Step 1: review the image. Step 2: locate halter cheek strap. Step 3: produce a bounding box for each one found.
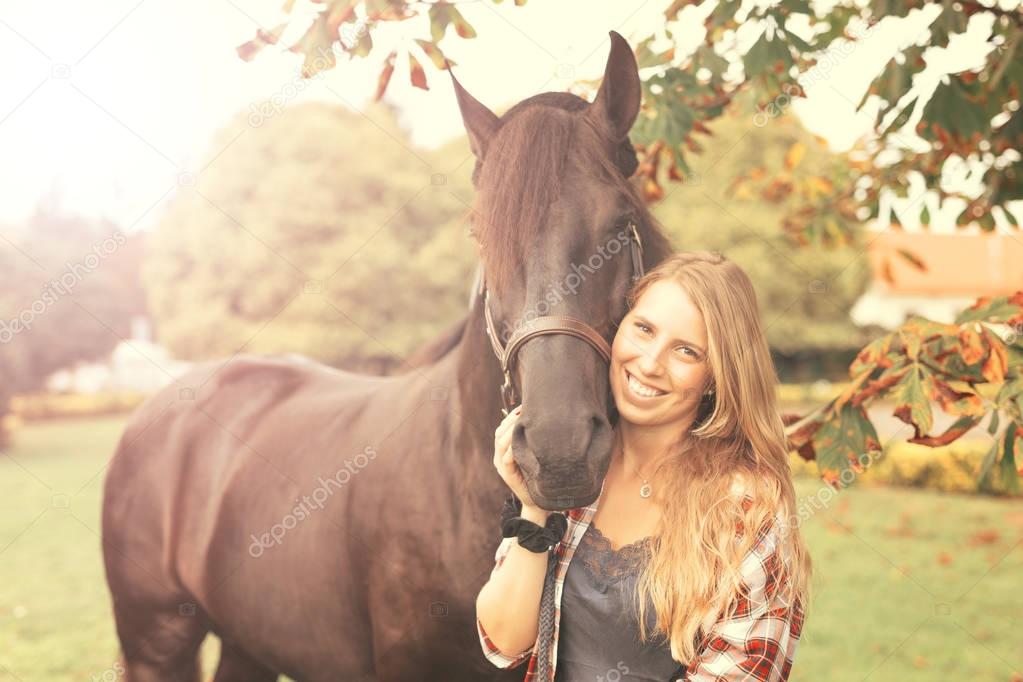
[479,221,645,415]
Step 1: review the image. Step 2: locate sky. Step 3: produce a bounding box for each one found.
[0,0,1016,233]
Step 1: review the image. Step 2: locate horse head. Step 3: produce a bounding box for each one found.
[450,31,668,511]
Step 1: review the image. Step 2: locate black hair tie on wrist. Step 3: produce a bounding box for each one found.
[500,495,568,553]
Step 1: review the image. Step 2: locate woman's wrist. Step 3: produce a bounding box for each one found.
[519,504,551,525]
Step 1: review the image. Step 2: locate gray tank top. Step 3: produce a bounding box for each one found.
[553,522,680,681]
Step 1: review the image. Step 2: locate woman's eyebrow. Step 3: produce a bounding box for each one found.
[632,315,705,353]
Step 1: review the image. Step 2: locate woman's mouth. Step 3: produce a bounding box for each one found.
[624,368,668,400]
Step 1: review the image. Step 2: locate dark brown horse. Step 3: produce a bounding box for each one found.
[101,31,671,682]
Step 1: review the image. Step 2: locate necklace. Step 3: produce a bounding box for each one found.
[614,435,661,499]
[627,458,655,498]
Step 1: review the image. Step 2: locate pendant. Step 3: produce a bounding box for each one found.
[639,482,652,498]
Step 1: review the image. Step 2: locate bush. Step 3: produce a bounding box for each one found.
[10,392,149,421]
[789,440,1020,497]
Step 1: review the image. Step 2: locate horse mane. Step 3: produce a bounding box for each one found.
[401,314,469,371]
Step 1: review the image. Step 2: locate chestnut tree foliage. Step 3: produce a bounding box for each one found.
[237,0,1023,491]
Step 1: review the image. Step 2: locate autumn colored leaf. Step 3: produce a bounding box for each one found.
[958,325,986,365]
[892,365,933,438]
[981,332,1008,382]
[785,410,823,462]
[854,367,909,406]
[909,414,981,447]
[642,178,665,202]
[236,23,288,62]
[350,27,373,58]
[408,51,428,90]
[413,38,454,70]
[326,4,357,39]
[850,334,892,376]
[374,50,397,101]
[834,369,872,412]
[784,142,805,170]
[929,379,984,417]
[898,326,923,361]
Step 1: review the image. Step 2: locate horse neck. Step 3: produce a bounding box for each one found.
[452,290,506,461]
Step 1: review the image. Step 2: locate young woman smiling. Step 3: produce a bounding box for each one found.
[476,251,813,681]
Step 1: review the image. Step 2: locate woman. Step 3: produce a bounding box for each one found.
[476,251,813,681]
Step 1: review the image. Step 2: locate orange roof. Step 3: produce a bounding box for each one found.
[867,228,1023,296]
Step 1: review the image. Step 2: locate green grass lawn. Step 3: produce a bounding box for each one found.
[0,416,1021,681]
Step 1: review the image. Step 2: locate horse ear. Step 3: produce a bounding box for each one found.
[448,65,499,161]
[586,31,641,141]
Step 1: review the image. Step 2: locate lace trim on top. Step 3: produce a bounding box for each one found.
[577,523,658,586]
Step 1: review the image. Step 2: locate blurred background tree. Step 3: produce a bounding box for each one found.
[144,101,478,373]
[0,205,145,445]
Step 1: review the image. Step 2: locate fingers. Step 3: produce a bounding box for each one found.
[493,404,523,468]
[495,405,523,444]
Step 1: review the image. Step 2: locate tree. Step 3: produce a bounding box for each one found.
[144,101,478,373]
[0,205,146,447]
[236,0,1023,491]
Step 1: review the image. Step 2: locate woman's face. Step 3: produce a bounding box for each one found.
[610,279,713,428]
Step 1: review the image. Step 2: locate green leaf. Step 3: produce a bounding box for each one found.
[978,437,1000,491]
[955,294,1023,325]
[999,424,1020,493]
[429,3,451,43]
[988,409,1000,436]
[814,402,882,488]
[892,364,933,438]
[351,27,372,57]
[743,30,772,81]
[881,96,917,136]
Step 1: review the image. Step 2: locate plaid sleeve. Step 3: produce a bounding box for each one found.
[476,535,535,669]
[684,520,805,682]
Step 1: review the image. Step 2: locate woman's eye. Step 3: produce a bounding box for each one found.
[634,322,651,334]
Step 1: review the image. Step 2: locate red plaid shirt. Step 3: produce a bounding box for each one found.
[476,478,805,681]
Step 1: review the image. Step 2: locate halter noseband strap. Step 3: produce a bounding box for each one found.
[480,221,645,415]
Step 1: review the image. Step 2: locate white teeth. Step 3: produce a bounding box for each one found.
[627,371,666,398]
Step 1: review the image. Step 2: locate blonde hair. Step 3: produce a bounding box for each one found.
[620,251,813,664]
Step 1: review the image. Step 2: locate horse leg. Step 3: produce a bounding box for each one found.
[113,601,208,682]
[212,639,278,682]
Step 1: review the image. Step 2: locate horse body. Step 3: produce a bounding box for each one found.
[103,319,520,681]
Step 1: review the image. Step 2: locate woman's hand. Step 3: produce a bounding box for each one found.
[492,405,540,511]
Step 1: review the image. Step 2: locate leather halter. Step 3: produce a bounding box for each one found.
[480,221,645,415]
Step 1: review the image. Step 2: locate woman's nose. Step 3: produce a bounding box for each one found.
[635,348,665,377]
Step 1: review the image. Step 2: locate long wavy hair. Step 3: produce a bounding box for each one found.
[619,251,814,664]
